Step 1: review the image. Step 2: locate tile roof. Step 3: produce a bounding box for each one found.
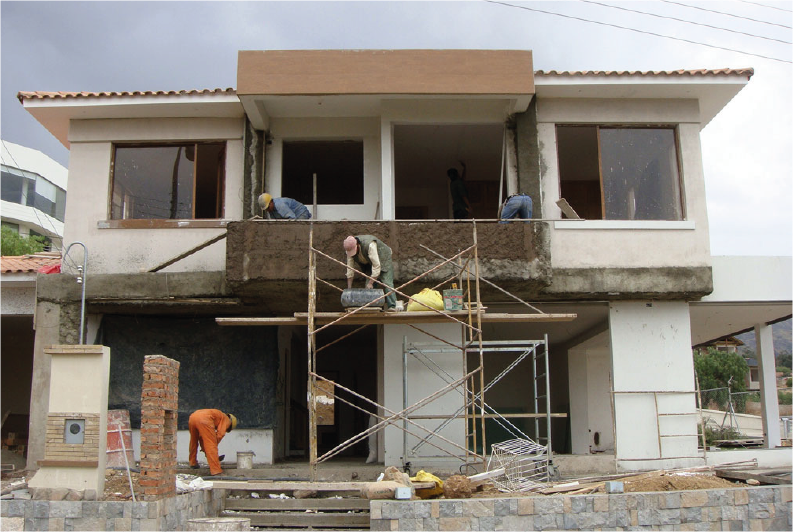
[17,88,236,102]
[535,68,754,78]
[1,254,60,274]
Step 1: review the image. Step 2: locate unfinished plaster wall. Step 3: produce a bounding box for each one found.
[265,117,381,220]
[62,117,245,274]
[609,301,699,470]
[382,323,466,468]
[567,331,614,455]
[536,98,712,270]
[516,99,543,218]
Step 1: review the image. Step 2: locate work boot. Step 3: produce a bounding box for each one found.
[190,464,200,469]
[219,455,225,462]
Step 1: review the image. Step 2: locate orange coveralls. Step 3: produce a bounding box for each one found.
[188,409,231,475]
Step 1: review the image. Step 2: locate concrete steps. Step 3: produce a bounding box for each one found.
[217,481,370,530]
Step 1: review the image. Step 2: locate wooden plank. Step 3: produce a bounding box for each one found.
[217,312,577,327]
[148,232,227,272]
[715,468,792,485]
[222,511,370,528]
[225,498,370,511]
[212,480,368,492]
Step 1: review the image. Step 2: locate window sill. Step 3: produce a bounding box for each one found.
[98,219,229,229]
[554,220,695,230]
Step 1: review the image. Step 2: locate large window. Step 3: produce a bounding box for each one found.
[1,168,67,222]
[556,126,683,220]
[110,143,225,220]
[281,140,364,205]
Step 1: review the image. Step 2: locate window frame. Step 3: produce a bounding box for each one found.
[108,141,226,226]
[555,124,686,221]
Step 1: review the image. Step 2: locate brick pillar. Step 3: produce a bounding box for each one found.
[139,355,180,501]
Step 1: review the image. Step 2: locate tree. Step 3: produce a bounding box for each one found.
[694,348,749,410]
[1,226,46,256]
[777,351,792,372]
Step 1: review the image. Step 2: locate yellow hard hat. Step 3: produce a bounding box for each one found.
[258,193,272,211]
[228,413,237,431]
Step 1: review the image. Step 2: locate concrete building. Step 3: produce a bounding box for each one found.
[16,50,791,474]
[1,140,68,251]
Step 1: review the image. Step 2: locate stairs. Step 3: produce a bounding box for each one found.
[214,481,370,530]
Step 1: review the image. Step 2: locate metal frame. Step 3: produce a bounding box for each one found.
[303,222,564,480]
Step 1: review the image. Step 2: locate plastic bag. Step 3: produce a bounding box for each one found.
[406,288,444,312]
[410,470,444,499]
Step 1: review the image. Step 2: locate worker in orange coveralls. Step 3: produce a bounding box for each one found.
[188,409,237,475]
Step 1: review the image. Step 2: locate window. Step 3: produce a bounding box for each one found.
[1,168,66,221]
[556,126,683,221]
[281,140,363,205]
[110,143,225,220]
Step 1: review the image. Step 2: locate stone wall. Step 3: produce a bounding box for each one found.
[1,488,224,531]
[370,485,792,531]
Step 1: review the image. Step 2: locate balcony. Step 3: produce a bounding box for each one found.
[225,220,550,314]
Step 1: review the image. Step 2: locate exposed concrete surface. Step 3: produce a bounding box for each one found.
[516,102,543,219]
[545,266,713,300]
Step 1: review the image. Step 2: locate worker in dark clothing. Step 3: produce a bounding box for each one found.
[188,409,237,476]
[447,161,470,219]
[343,235,397,310]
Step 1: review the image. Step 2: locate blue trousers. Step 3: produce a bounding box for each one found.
[499,194,533,223]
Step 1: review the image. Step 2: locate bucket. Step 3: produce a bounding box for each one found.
[237,451,255,469]
[106,409,135,468]
[443,289,463,311]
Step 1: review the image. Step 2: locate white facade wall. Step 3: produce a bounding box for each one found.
[1,284,36,315]
[609,301,701,470]
[62,118,244,274]
[382,323,467,468]
[567,331,614,455]
[536,98,712,270]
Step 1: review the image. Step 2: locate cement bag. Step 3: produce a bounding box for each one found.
[406,288,444,312]
[361,480,407,500]
[410,470,444,499]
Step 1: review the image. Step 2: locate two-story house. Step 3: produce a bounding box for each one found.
[18,50,790,475]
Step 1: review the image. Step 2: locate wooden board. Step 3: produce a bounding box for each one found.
[715,468,792,485]
[314,380,335,425]
[222,510,370,528]
[212,480,436,492]
[225,498,370,511]
[217,312,577,326]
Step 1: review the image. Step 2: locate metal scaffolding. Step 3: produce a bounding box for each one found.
[300,222,573,481]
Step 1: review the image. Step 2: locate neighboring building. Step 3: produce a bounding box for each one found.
[16,50,792,473]
[1,140,68,252]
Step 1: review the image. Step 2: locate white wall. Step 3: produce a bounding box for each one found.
[568,331,614,455]
[265,117,381,220]
[705,256,793,302]
[609,301,701,470]
[130,429,274,465]
[382,323,467,468]
[537,98,712,270]
[1,284,36,315]
[62,118,244,274]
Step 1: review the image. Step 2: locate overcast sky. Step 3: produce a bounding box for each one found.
[2,0,790,256]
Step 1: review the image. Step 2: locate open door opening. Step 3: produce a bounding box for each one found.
[393,124,504,220]
[288,326,378,461]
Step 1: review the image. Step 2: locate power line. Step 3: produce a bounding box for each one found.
[738,1,793,14]
[660,0,792,29]
[579,0,792,44]
[484,1,792,64]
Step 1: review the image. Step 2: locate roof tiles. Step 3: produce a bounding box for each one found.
[1,255,60,274]
[535,68,754,78]
[17,88,236,102]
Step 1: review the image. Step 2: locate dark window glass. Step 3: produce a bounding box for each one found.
[282,141,364,205]
[557,126,683,221]
[1,171,23,203]
[111,143,225,220]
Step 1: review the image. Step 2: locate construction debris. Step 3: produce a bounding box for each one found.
[443,475,473,499]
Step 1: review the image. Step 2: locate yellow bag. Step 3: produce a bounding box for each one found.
[410,470,444,499]
[406,288,444,312]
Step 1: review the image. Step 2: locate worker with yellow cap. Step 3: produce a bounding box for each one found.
[188,409,237,475]
[344,235,397,310]
[258,193,311,220]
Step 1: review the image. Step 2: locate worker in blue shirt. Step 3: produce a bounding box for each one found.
[258,193,312,220]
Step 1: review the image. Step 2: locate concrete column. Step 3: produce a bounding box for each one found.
[755,323,781,448]
[609,301,700,470]
[26,301,61,471]
[380,117,395,220]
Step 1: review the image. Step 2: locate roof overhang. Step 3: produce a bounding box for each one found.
[237,49,535,128]
[18,91,244,149]
[534,70,752,129]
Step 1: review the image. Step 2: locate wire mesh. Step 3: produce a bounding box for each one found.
[486,438,549,492]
